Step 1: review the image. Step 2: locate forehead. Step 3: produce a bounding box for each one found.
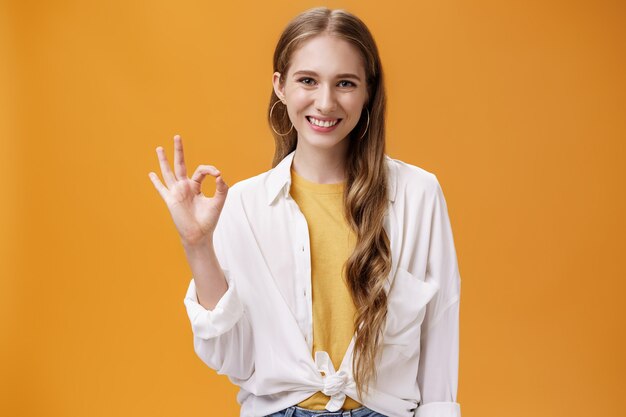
[288,34,366,78]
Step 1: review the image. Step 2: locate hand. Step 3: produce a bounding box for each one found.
[148,134,228,247]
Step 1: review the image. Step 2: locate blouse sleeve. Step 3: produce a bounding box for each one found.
[415,175,462,417]
[182,190,256,385]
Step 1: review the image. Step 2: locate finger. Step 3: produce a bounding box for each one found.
[156,146,177,188]
[148,171,169,201]
[214,174,229,197]
[173,134,187,179]
[190,165,221,190]
[212,175,229,207]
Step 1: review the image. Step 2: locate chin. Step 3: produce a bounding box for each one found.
[298,135,348,150]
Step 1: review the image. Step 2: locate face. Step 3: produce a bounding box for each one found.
[272,34,369,151]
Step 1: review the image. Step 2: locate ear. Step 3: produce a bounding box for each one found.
[272,71,286,102]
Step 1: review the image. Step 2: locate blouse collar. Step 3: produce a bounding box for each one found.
[264,150,397,206]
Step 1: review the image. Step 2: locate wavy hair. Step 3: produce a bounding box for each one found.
[268,7,391,402]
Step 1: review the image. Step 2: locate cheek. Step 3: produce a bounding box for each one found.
[289,90,311,108]
[343,93,366,109]
[284,91,309,120]
[343,99,366,119]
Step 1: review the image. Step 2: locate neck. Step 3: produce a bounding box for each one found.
[292,139,349,184]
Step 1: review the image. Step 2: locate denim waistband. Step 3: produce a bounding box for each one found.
[278,404,384,417]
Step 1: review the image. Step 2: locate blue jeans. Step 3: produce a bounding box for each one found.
[265,405,388,417]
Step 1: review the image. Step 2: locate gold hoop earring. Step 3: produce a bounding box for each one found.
[358,107,370,140]
[269,100,294,136]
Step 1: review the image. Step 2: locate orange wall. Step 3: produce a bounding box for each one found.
[1,1,625,416]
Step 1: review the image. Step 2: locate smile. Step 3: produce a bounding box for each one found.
[306,116,341,128]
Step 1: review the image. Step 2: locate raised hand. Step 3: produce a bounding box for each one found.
[148,134,228,247]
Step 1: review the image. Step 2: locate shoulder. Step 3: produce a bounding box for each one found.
[225,171,266,196]
[214,170,270,234]
[385,155,441,200]
[221,168,272,209]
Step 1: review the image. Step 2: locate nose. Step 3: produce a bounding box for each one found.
[315,83,337,114]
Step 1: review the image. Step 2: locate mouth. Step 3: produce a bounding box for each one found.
[306,116,343,131]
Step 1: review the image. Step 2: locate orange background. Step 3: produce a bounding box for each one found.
[1,0,625,416]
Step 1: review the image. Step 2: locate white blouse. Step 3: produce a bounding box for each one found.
[183,150,462,417]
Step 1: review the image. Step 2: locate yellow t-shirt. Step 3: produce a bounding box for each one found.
[289,166,363,410]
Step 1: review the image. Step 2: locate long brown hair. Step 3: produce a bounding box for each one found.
[268,7,390,402]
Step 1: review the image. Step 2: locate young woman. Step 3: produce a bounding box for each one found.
[149,7,462,417]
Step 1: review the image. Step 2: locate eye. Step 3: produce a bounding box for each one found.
[298,77,315,85]
[338,80,356,88]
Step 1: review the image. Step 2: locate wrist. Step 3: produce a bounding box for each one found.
[181,235,213,252]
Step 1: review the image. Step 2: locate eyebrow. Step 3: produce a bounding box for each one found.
[292,70,361,82]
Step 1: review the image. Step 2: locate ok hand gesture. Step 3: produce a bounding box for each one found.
[148,135,228,247]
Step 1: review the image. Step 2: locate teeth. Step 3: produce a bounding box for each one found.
[308,117,339,127]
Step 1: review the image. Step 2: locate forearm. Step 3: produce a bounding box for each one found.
[182,238,228,311]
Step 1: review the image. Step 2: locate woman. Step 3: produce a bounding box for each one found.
[148,7,461,417]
